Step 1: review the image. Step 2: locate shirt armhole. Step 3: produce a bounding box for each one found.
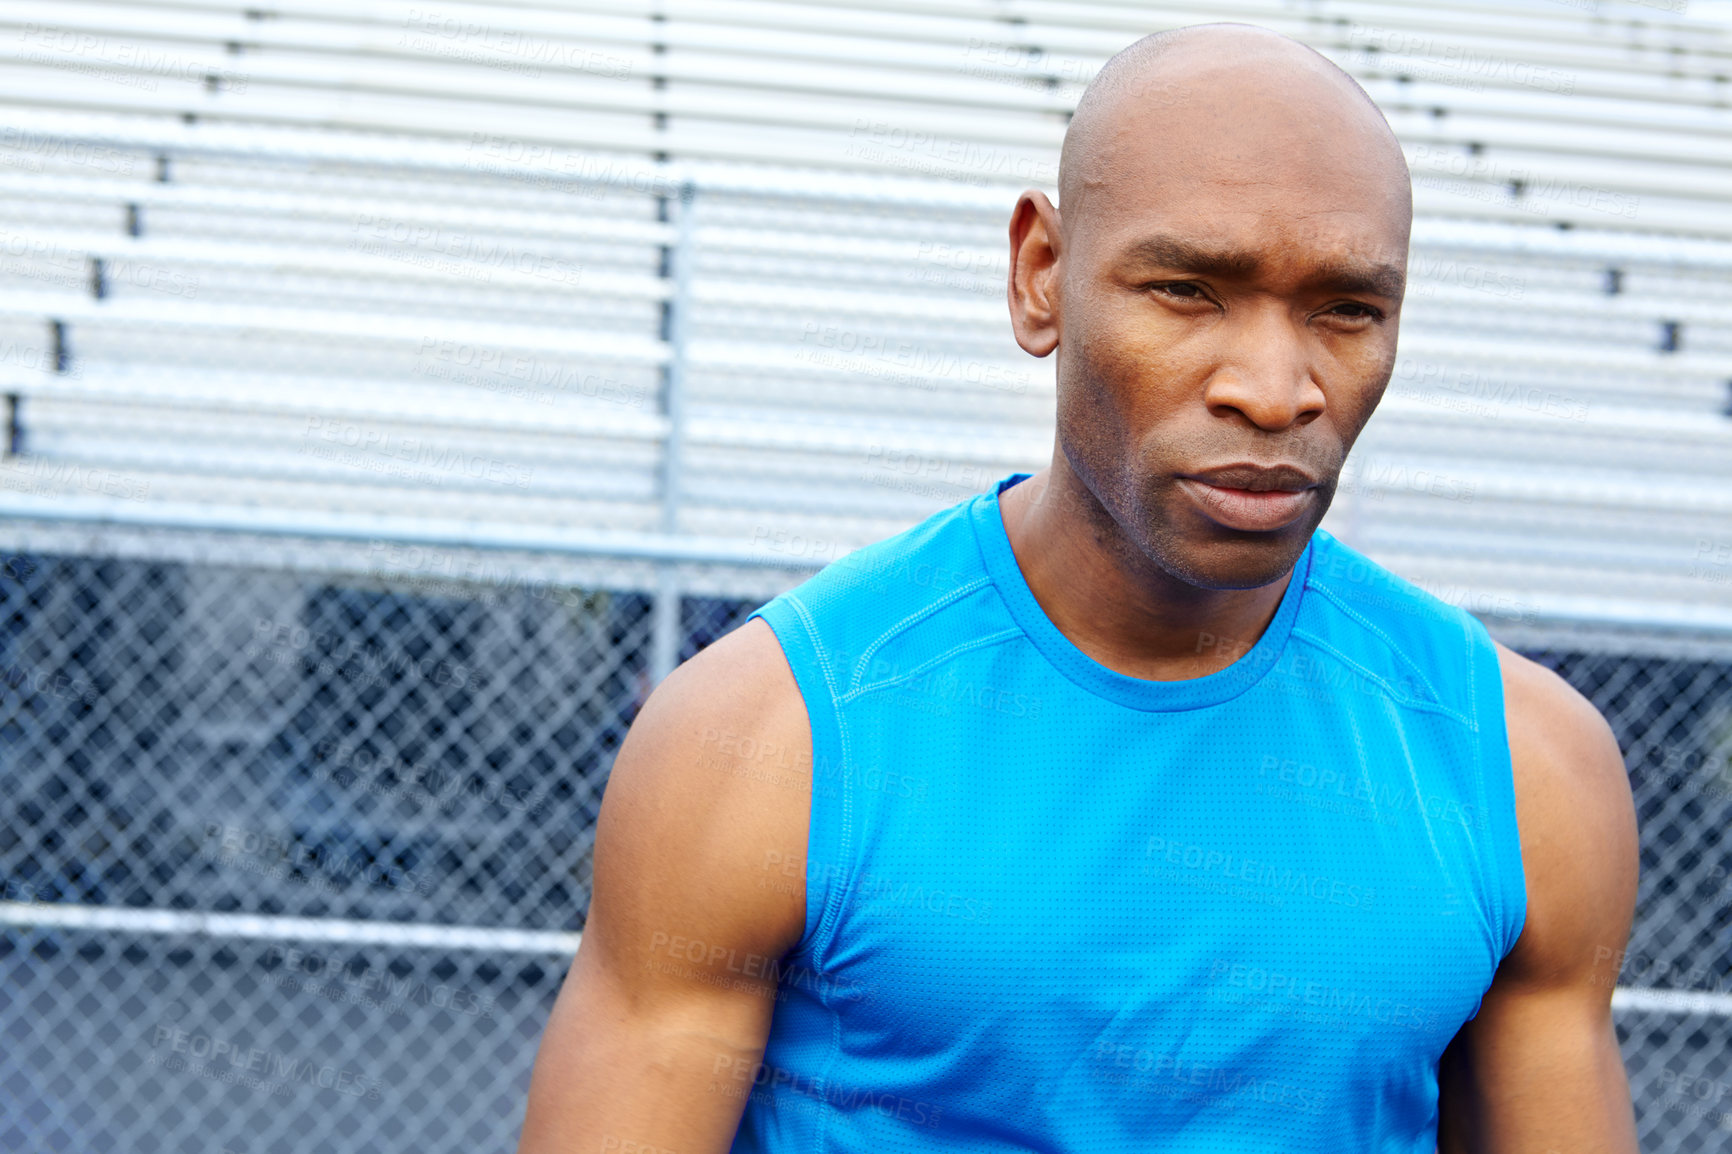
[1469,616,1529,964]
[750,596,852,966]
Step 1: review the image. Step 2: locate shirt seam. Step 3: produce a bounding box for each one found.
[849,576,994,694]
[1287,627,1478,731]
[840,628,1026,706]
[1305,579,1450,710]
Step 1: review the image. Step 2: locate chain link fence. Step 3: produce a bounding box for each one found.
[1,542,1728,1152]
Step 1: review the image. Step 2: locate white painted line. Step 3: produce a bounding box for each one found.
[1611,986,1732,1017]
[6,903,1730,1016]
[0,901,581,955]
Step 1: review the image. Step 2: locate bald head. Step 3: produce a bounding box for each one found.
[1058,24,1409,232]
[1004,23,1413,591]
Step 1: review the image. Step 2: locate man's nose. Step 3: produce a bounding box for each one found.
[1199,309,1327,431]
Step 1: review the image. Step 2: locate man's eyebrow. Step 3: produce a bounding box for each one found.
[1120,235,1405,299]
[1124,236,1260,280]
[1311,260,1406,300]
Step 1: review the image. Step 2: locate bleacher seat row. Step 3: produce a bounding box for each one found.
[0,0,1727,641]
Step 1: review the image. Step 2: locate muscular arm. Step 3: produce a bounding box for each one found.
[517,618,812,1154]
[1437,642,1640,1153]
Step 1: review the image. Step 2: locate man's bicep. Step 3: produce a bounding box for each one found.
[518,619,814,1154]
[1438,645,1639,1153]
[1438,974,1633,1153]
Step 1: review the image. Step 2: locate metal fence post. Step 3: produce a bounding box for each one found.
[650,180,697,684]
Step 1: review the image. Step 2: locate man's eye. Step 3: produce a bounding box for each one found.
[1154,282,1205,299]
[1329,302,1382,319]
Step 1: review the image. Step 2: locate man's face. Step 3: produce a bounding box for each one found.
[1033,78,1410,590]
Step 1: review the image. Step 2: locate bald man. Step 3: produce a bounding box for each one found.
[518,24,1638,1154]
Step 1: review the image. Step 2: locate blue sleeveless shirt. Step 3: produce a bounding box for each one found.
[735,474,1526,1152]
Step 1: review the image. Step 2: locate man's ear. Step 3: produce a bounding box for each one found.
[1008,190,1061,357]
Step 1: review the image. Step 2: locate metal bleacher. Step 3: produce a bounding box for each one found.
[0,0,1729,652]
[4,6,1732,1154]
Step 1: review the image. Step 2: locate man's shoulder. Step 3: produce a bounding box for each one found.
[631,617,814,797]
[1491,641,1637,982]
[754,489,1002,688]
[1495,643,1630,831]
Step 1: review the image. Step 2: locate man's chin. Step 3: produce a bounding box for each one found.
[1143,519,1320,592]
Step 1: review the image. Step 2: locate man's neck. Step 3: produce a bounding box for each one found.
[996,465,1296,682]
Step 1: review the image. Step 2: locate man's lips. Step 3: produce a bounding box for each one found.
[1177,465,1319,532]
